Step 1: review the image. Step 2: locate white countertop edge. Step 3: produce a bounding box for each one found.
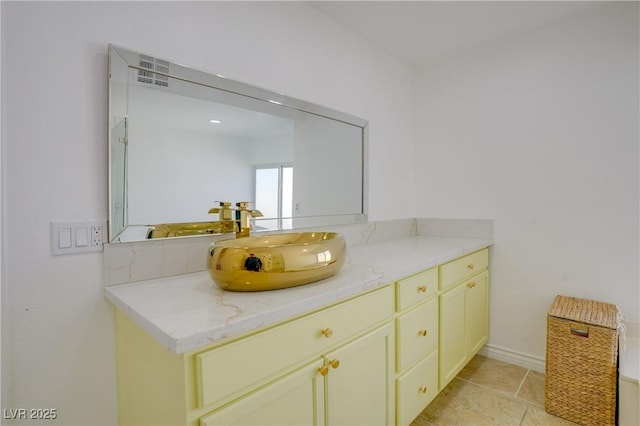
[105,290,184,352]
[105,236,492,354]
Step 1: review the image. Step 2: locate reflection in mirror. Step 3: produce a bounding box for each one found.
[108,45,368,243]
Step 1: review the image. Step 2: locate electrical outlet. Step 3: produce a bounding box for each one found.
[51,221,107,255]
[91,225,104,246]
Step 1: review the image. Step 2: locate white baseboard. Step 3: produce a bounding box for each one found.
[477,320,639,378]
[478,344,546,373]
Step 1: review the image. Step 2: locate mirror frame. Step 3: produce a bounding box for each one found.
[108,44,369,243]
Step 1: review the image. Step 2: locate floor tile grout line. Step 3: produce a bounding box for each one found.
[518,404,531,426]
[514,369,530,398]
[454,376,530,404]
[456,376,510,395]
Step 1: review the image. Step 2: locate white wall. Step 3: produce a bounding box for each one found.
[414,3,639,362]
[1,2,413,424]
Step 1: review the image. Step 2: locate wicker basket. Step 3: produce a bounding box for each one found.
[545,295,620,426]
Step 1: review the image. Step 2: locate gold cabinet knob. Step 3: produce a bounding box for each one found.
[418,329,428,337]
[318,365,329,376]
[467,263,474,270]
[329,359,340,369]
[419,386,428,394]
[466,282,476,289]
[320,328,333,339]
[418,285,427,293]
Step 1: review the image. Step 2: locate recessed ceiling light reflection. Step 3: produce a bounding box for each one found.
[209,119,222,124]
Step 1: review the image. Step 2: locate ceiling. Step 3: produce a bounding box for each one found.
[308,1,606,66]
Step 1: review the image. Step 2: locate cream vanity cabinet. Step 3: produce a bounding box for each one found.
[115,285,394,426]
[394,268,439,426]
[438,249,489,388]
[113,247,490,426]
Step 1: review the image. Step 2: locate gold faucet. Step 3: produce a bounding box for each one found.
[208,201,236,234]
[234,201,263,238]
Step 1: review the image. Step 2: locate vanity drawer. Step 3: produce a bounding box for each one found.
[395,267,437,312]
[396,350,438,426]
[439,249,488,291]
[396,297,438,372]
[195,285,392,409]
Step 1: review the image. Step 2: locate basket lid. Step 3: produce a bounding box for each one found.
[548,295,620,329]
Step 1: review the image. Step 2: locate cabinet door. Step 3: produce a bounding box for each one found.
[438,282,466,389]
[200,361,324,426]
[466,270,489,356]
[324,324,393,426]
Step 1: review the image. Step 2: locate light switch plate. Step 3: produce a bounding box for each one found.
[51,221,107,255]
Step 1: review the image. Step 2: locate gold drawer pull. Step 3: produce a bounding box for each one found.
[321,328,333,339]
[419,386,428,394]
[318,366,329,376]
[467,263,474,270]
[418,329,428,337]
[418,285,427,293]
[329,359,340,369]
[466,282,476,289]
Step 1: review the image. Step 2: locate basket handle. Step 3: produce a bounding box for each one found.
[570,323,589,338]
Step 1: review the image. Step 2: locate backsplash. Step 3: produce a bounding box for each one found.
[103,218,493,286]
[417,218,494,239]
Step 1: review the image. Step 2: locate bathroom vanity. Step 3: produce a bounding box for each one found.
[106,45,494,425]
[106,235,491,426]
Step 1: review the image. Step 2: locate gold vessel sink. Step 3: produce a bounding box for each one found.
[147,221,236,238]
[207,232,346,291]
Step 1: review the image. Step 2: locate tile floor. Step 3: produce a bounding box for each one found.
[412,355,579,426]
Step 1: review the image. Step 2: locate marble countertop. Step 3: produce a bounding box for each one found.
[105,235,492,354]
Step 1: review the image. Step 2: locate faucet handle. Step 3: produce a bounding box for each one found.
[235,201,263,217]
[209,201,232,212]
[209,201,233,220]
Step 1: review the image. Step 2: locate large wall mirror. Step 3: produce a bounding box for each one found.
[108,45,368,243]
